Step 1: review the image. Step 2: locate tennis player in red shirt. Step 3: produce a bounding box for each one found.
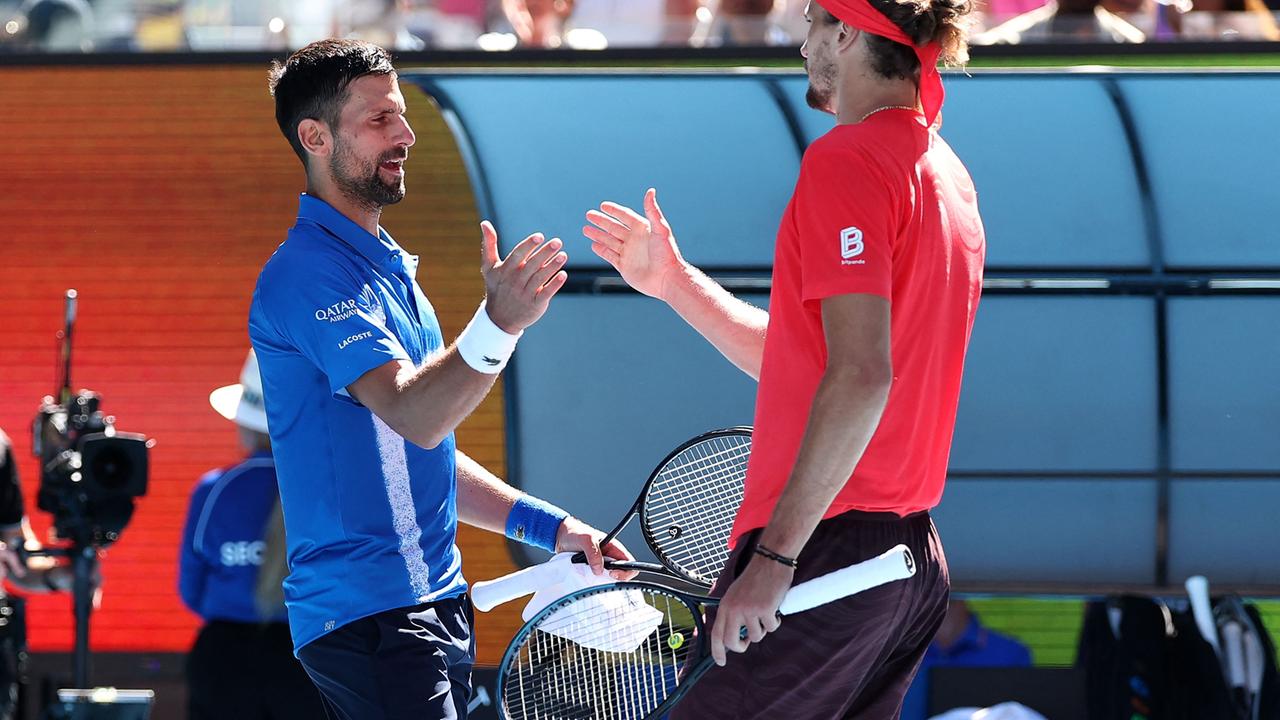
[583,0,983,715]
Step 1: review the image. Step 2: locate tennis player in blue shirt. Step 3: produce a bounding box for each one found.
[249,39,632,719]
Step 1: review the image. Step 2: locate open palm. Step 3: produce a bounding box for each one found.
[583,188,685,300]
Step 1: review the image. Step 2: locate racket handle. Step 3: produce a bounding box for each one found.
[471,557,568,612]
[778,544,916,616]
[1222,620,1247,690]
[1186,575,1222,657]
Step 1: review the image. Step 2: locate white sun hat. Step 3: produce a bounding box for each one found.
[208,350,269,434]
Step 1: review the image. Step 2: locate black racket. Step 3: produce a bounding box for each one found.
[473,427,752,610]
[496,544,917,720]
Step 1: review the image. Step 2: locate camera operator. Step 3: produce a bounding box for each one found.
[0,428,80,720]
[178,351,325,720]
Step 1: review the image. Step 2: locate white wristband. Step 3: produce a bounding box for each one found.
[456,303,522,374]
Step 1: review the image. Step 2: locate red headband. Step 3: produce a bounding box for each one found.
[818,0,945,128]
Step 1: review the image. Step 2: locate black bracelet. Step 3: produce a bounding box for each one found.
[753,543,798,569]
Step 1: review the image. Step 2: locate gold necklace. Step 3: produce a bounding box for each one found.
[858,105,919,123]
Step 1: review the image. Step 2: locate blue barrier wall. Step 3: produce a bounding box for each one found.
[413,70,1280,592]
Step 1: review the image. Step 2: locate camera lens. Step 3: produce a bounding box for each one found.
[90,447,133,490]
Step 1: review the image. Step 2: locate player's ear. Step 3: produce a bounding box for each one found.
[298,118,331,159]
[837,22,861,51]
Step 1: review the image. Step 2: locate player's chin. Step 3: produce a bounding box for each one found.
[378,179,407,205]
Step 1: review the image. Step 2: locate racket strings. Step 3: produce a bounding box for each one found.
[648,474,742,581]
[646,446,748,580]
[644,436,750,583]
[504,590,695,720]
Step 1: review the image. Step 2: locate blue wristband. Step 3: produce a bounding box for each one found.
[505,495,569,553]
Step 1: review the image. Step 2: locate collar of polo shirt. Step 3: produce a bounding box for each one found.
[297,194,419,278]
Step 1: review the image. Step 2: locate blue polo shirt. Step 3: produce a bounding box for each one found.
[178,450,287,623]
[248,194,465,653]
[901,614,1033,720]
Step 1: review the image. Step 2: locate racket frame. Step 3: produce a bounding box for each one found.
[574,426,753,587]
[496,580,715,720]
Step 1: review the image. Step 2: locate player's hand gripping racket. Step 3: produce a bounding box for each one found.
[473,427,752,611]
[497,543,916,720]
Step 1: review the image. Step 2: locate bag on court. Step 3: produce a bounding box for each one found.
[1077,594,1280,720]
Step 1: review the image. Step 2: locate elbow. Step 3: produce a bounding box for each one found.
[394,419,448,450]
[825,359,893,398]
[414,430,450,450]
[376,405,449,450]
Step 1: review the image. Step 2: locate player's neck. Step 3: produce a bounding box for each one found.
[834,74,920,126]
[305,176,383,237]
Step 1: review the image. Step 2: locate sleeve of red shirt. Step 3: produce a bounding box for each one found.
[795,140,900,304]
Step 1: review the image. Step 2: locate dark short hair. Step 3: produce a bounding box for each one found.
[267,39,396,165]
[817,0,972,82]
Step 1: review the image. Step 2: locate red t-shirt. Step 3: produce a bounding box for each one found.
[730,109,986,546]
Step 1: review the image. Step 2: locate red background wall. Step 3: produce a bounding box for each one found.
[0,64,523,662]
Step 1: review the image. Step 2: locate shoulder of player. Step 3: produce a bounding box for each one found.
[800,127,899,185]
[256,235,365,302]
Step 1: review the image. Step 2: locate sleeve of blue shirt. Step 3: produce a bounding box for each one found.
[257,255,411,397]
[178,475,215,617]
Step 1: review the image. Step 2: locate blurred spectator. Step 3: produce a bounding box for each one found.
[1180,0,1280,38]
[501,0,573,46]
[179,351,325,720]
[976,0,1146,42]
[402,0,488,48]
[975,0,1052,30]
[708,0,773,45]
[340,0,425,49]
[571,0,668,47]
[901,600,1033,720]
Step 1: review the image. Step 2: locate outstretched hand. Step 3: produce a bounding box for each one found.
[480,221,569,334]
[584,188,686,301]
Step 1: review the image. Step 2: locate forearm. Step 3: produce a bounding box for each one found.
[382,349,502,449]
[456,451,575,555]
[663,264,769,380]
[757,365,892,558]
[455,450,523,533]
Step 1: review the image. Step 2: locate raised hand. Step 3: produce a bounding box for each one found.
[479,221,569,334]
[584,188,687,301]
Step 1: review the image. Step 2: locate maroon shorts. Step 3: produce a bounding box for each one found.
[670,509,950,720]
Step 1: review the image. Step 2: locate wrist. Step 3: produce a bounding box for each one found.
[505,495,569,553]
[456,302,522,373]
[752,542,799,570]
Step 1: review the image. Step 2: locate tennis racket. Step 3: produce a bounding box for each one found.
[473,427,752,611]
[496,543,917,720]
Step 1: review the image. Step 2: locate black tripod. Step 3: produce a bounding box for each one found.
[24,541,99,714]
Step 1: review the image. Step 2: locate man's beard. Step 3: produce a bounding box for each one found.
[331,140,406,211]
[804,58,837,113]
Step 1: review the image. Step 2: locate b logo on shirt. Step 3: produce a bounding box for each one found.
[840,227,866,266]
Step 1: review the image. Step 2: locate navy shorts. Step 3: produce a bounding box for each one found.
[297,595,475,720]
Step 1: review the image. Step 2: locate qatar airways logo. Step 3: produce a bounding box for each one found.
[315,299,359,323]
[314,285,386,324]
